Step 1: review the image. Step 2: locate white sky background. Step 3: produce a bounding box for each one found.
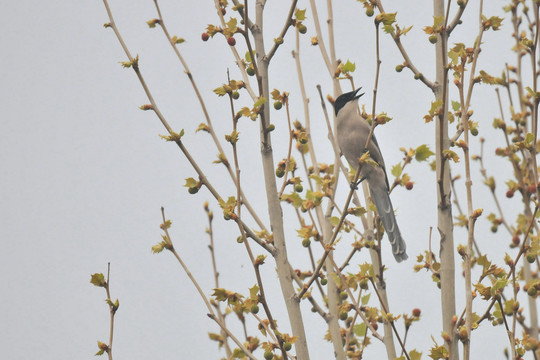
[0,0,530,359]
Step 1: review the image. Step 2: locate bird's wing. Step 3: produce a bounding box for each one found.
[367,134,390,190]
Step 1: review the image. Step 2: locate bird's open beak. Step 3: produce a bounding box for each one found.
[353,87,364,100]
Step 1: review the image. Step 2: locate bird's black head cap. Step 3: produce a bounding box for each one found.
[334,88,364,116]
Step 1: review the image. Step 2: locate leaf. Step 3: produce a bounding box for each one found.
[232,348,245,358]
[410,349,423,360]
[184,177,198,188]
[249,284,259,300]
[151,242,165,254]
[353,323,367,336]
[383,24,395,34]
[391,163,403,178]
[526,86,538,98]
[213,86,228,96]
[471,312,480,329]
[212,288,228,301]
[359,262,375,280]
[433,15,444,28]
[342,60,356,74]
[448,43,466,64]
[415,144,435,162]
[483,15,503,31]
[490,278,508,296]
[196,123,210,133]
[161,219,172,230]
[474,282,491,300]
[296,225,313,239]
[226,17,237,34]
[361,293,371,305]
[428,99,443,116]
[282,192,303,208]
[379,12,396,26]
[225,130,240,144]
[479,70,505,85]
[295,8,307,21]
[451,100,461,112]
[350,207,366,217]
[208,332,224,346]
[429,345,448,359]
[245,51,255,63]
[253,96,266,108]
[171,36,185,44]
[159,130,184,142]
[90,273,106,287]
[525,132,535,146]
[400,25,413,36]
[147,19,159,28]
[271,89,281,100]
[443,150,460,162]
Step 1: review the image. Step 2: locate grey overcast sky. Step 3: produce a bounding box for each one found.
[0,0,530,359]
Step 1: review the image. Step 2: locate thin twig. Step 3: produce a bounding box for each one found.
[159,207,258,360]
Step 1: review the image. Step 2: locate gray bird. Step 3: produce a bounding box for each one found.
[334,88,408,262]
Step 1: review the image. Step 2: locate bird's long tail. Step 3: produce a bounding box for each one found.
[370,185,408,262]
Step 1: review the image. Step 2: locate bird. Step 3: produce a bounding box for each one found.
[334,87,408,262]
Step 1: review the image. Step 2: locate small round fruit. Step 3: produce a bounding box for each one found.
[276,168,285,178]
[395,64,404,72]
[264,351,274,360]
[250,304,259,314]
[302,238,311,247]
[527,184,537,194]
[220,8,226,15]
[283,342,292,351]
[274,101,283,110]
[201,32,209,41]
[506,189,514,198]
[298,24,307,34]
[429,34,438,44]
[512,235,520,246]
[365,7,374,17]
[359,279,368,290]
[246,66,255,76]
[339,291,348,300]
[320,278,328,286]
[405,181,414,190]
[232,91,240,100]
[528,286,537,297]
[227,37,236,46]
[188,187,199,194]
[470,128,479,136]
[339,311,348,320]
[412,308,421,317]
[295,184,303,193]
[527,253,536,263]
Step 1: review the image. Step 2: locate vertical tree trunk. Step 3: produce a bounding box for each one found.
[257,60,311,360]
[252,4,310,358]
[433,1,458,358]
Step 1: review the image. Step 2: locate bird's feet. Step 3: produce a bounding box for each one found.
[349,176,366,190]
